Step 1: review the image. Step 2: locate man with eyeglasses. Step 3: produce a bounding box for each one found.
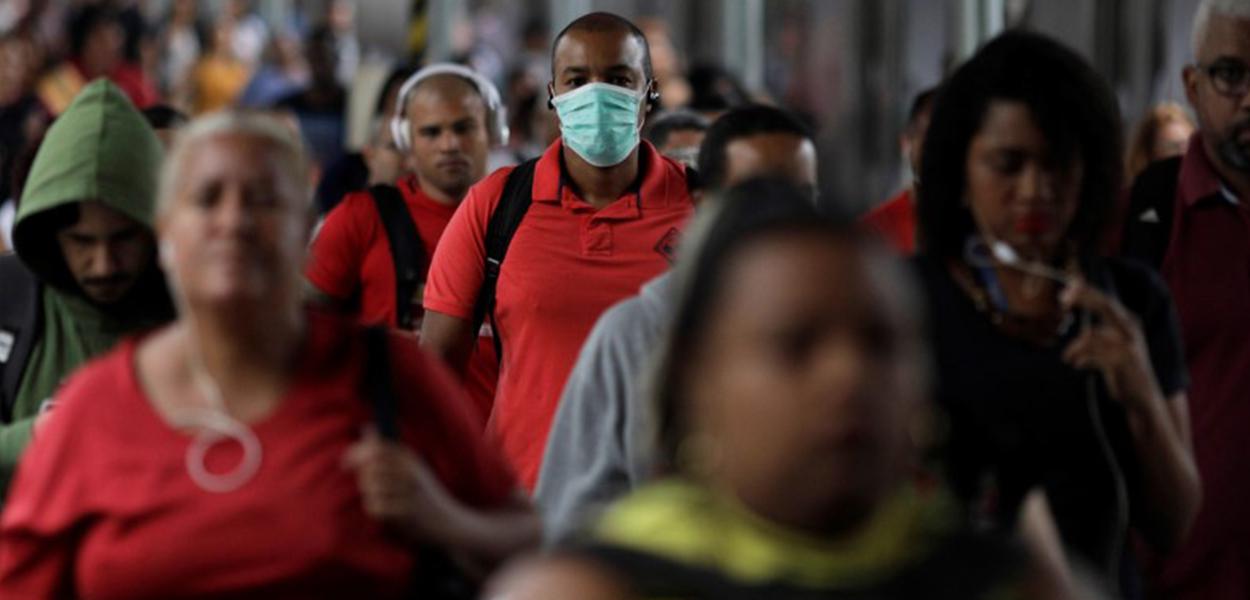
[1119,1,1250,598]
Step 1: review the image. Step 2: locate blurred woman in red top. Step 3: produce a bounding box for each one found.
[0,111,539,599]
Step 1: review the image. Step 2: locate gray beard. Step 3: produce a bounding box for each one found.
[1219,121,1250,172]
[1218,136,1250,172]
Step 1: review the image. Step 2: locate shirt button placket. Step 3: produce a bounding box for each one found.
[583,218,613,256]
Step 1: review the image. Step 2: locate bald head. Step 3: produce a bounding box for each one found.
[552,12,653,81]
[405,73,484,113]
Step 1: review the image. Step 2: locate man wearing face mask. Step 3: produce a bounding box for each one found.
[422,12,697,490]
[1119,1,1250,597]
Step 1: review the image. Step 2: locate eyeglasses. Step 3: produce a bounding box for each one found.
[1199,59,1250,97]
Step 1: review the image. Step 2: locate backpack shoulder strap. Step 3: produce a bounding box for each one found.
[470,159,538,358]
[683,164,700,196]
[1121,156,1181,269]
[360,324,479,599]
[0,254,42,423]
[362,325,400,440]
[369,184,426,330]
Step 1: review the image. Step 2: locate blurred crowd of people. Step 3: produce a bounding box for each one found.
[0,1,1247,599]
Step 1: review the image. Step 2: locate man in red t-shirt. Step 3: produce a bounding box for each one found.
[421,12,696,490]
[305,64,506,423]
[862,87,936,255]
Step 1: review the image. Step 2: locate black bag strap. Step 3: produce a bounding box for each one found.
[470,159,538,360]
[683,164,701,196]
[369,184,426,330]
[1121,156,1181,269]
[363,326,400,440]
[360,325,479,600]
[0,254,41,423]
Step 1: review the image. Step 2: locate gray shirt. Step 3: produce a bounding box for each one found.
[533,271,676,544]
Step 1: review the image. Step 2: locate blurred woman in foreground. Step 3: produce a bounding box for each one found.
[0,111,539,598]
[488,180,1052,599]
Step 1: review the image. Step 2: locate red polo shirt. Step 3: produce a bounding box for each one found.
[424,139,694,489]
[305,176,498,424]
[862,188,917,254]
[1140,136,1250,600]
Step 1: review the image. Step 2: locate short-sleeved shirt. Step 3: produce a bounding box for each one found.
[913,255,1187,583]
[0,310,516,599]
[423,139,695,489]
[862,188,917,255]
[1137,136,1250,599]
[305,177,498,424]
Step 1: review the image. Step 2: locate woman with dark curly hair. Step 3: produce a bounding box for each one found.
[915,31,1200,593]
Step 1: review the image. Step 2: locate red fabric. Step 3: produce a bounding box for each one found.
[1139,136,1250,600]
[306,176,498,424]
[861,188,917,255]
[0,311,516,600]
[70,59,160,109]
[424,139,694,489]
[108,63,160,109]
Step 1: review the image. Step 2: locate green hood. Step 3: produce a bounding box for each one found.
[13,78,163,291]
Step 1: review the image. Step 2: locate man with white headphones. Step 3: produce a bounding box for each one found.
[306,62,508,424]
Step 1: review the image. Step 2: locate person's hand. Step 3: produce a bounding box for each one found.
[1060,278,1161,410]
[343,428,471,547]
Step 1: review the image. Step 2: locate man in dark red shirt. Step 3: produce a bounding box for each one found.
[421,13,696,490]
[305,64,505,423]
[1124,2,1250,598]
[862,87,936,255]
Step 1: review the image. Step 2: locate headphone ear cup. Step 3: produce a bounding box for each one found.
[391,116,409,153]
[493,109,510,146]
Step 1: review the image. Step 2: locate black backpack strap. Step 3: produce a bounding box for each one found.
[683,164,700,196]
[0,254,41,423]
[471,159,538,360]
[369,184,426,330]
[1121,156,1181,269]
[361,325,478,599]
[363,326,400,440]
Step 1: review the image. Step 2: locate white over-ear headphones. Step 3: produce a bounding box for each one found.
[391,63,510,152]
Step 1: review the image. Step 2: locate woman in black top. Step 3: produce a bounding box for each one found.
[915,31,1200,594]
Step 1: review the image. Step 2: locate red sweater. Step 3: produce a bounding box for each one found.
[0,312,515,599]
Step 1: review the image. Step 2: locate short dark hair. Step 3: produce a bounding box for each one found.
[376,66,415,116]
[906,87,939,133]
[142,105,189,131]
[917,30,1122,259]
[551,12,653,81]
[645,110,710,148]
[697,105,814,191]
[68,5,121,57]
[652,178,857,471]
[686,63,751,113]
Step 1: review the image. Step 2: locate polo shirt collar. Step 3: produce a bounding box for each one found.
[1179,133,1243,208]
[531,138,677,215]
